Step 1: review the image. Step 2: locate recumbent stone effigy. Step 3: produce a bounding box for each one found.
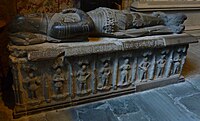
[8,7,197,118]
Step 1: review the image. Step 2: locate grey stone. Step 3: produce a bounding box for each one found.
[180,93,200,118]
[132,90,199,121]
[10,74,200,121]
[75,101,107,111]
[107,97,140,116]
[77,108,119,121]
[9,34,197,118]
[158,81,200,99]
[119,111,151,121]
[9,7,189,46]
[187,75,200,91]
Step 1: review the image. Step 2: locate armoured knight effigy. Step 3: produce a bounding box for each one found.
[9,7,187,45]
[8,7,197,118]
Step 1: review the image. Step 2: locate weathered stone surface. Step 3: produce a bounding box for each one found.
[158,79,199,99]
[8,34,197,61]
[180,93,200,118]
[8,33,197,118]
[107,98,140,116]
[8,75,200,121]
[132,90,199,121]
[130,0,200,38]
[186,75,200,91]
[77,108,118,121]
[8,7,189,46]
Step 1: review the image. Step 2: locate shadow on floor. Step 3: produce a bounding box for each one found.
[2,68,15,109]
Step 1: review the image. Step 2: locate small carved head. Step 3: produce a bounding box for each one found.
[104,62,109,67]
[81,64,87,71]
[124,59,129,64]
[144,57,148,61]
[56,68,62,74]
[161,55,166,59]
[29,72,34,78]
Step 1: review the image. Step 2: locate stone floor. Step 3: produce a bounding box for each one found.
[1,75,198,121]
[0,39,200,121]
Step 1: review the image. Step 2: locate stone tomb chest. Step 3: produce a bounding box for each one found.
[8,34,197,118]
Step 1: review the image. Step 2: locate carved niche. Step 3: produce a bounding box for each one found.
[51,56,68,101]
[138,51,152,82]
[156,50,168,78]
[179,46,188,74]
[76,61,91,95]
[170,46,188,75]
[118,58,132,87]
[22,64,41,105]
[97,59,112,91]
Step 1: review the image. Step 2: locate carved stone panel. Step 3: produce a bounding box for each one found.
[137,51,152,82]
[51,56,68,101]
[21,63,42,105]
[69,57,93,97]
[9,40,193,118]
[96,57,113,91]
[118,57,132,87]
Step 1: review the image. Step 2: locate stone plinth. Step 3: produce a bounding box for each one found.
[8,34,197,118]
[131,1,200,37]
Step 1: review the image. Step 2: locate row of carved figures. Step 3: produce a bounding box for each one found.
[20,47,187,103]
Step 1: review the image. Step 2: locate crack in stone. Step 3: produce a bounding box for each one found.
[187,80,200,91]
[76,109,86,121]
[166,90,200,120]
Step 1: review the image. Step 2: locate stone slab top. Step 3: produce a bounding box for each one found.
[8,33,198,61]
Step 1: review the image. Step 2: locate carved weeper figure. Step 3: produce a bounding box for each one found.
[98,61,111,90]
[24,72,40,100]
[52,68,66,100]
[172,54,181,74]
[8,7,187,45]
[139,57,151,82]
[156,55,166,78]
[118,59,131,86]
[76,63,91,95]
[52,56,68,100]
